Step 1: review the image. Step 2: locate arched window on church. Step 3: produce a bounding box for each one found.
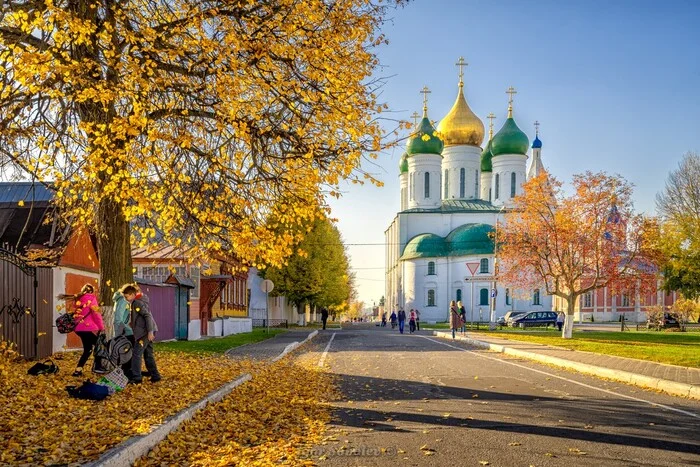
[456,289,462,303]
[511,172,516,198]
[474,170,479,198]
[495,173,500,199]
[479,288,489,306]
[533,288,541,305]
[427,261,435,275]
[460,168,465,198]
[424,172,430,199]
[427,289,436,307]
[505,288,511,305]
[444,169,449,198]
[480,258,489,274]
[409,173,413,200]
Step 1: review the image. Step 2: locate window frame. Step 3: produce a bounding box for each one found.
[460,168,466,198]
[479,288,489,306]
[510,172,516,198]
[424,172,430,199]
[427,289,436,307]
[495,173,500,199]
[533,288,541,306]
[427,261,436,275]
[479,258,489,274]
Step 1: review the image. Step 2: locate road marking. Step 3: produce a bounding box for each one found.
[419,336,700,420]
[318,332,336,367]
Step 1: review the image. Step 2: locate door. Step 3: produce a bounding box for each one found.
[176,288,189,340]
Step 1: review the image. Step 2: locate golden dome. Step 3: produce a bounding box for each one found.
[437,84,485,147]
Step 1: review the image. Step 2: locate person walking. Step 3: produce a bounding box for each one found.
[556,311,565,332]
[408,309,417,333]
[59,284,104,377]
[381,313,387,327]
[390,310,397,329]
[415,309,421,331]
[449,300,462,339]
[397,309,406,334]
[321,307,329,330]
[458,301,467,334]
[127,287,161,384]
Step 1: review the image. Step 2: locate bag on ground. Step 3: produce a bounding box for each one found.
[92,333,115,374]
[97,368,129,394]
[55,313,75,334]
[27,359,59,376]
[66,381,110,401]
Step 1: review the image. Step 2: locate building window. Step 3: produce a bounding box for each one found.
[480,258,489,274]
[424,172,430,198]
[409,173,413,200]
[460,168,465,198]
[479,288,489,306]
[533,288,541,305]
[474,170,479,198]
[584,292,592,308]
[505,288,511,305]
[427,261,436,275]
[444,169,449,198]
[495,173,500,199]
[427,289,436,307]
[456,289,462,302]
[511,172,516,198]
[622,294,630,307]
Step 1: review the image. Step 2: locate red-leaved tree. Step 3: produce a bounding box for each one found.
[498,172,656,338]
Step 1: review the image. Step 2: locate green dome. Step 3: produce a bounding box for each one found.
[401,233,447,260]
[399,153,408,174]
[406,117,444,156]
[491,117,529,156]
[445,223,494,256]
[480,140,493,172]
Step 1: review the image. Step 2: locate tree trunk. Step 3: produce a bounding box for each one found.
[563,295,576,339]
[97,197,133,338]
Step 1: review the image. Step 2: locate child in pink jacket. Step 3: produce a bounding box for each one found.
[59,284,104,376]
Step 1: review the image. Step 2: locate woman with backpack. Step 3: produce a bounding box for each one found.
[449,300,462,339]
[458,301,467,334]
[58,284,104,377]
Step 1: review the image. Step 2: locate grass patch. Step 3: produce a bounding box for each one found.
[473,330,700,368]
[155,328,287,354]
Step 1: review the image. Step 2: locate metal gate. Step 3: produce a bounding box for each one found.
[0,247,39,358]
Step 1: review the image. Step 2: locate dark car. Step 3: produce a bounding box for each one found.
[511,311,558,328]
[498,311,525,326]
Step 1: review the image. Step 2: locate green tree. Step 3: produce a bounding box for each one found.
[263,215,352,313]
[655,152,700,298]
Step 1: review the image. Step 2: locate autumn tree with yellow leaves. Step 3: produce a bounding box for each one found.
[0,0,405,312]
[498,172,656,338]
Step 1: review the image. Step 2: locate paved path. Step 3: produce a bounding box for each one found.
[225,330,317,361]
[453,332,700,386]
[306,325,700,466]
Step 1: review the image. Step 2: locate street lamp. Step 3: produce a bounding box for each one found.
[490,205,506,330]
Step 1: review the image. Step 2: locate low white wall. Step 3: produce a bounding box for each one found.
[207,318,253,337]
[188,320,202,341]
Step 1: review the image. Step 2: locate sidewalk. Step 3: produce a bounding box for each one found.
[225,329,318,361]
[434,331,700,399]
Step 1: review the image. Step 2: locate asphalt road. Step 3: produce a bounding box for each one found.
[304,324,700,467]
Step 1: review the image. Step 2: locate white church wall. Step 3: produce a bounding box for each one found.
[407,154,442,209]
[491,154,527,207]
[441,145,481,200]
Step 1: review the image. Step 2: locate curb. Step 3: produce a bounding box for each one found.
[434,331,699,400]
[272,330,319,362]
[88,373,252,467]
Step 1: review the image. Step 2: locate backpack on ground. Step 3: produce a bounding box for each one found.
[66,381,110,401]
[27,359,59,376]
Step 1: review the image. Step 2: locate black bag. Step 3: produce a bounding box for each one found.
[108,335,133,366]
[55,313,76,334]
[92,333,115,374]
[66,381,110,401]
[27,359,59,376]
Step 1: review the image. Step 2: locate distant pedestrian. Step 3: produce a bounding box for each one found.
[415,309,421,331]
[556,311,565,332]
[127,287,161,384]
[321,307,329,330]
[381,313,387,327]
[59,284,104,377]
[458,301,467,334]
[409,309,417,333]
[449,300,462,339]
[397,309,406,334]
[390,310,397,329]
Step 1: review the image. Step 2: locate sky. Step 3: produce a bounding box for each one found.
[328,0,700,306]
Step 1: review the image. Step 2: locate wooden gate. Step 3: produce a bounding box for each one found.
[0,247,52,359]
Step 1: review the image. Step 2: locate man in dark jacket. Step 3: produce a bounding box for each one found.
[128,291,161,383]
[321,307,329,330]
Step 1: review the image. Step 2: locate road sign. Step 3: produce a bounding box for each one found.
[466,262,480,275]
[261,279,274,293]
[491,288,497,298]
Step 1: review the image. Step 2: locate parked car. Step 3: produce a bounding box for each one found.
[510,311,558,328]
[498,311,525,326]
[648,313,680,329]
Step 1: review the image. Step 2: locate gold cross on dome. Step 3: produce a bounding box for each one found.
[534,120,540,136]
[506,86,517,117]
[411,111,420,126]
[420,86,431,116]
[487,112,496,139]
[456,56,468,86]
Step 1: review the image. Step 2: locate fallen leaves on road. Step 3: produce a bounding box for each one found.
[136,358,337,466]
[1,350,252,464]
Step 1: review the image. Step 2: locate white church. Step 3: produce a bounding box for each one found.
[385,59,552,323]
